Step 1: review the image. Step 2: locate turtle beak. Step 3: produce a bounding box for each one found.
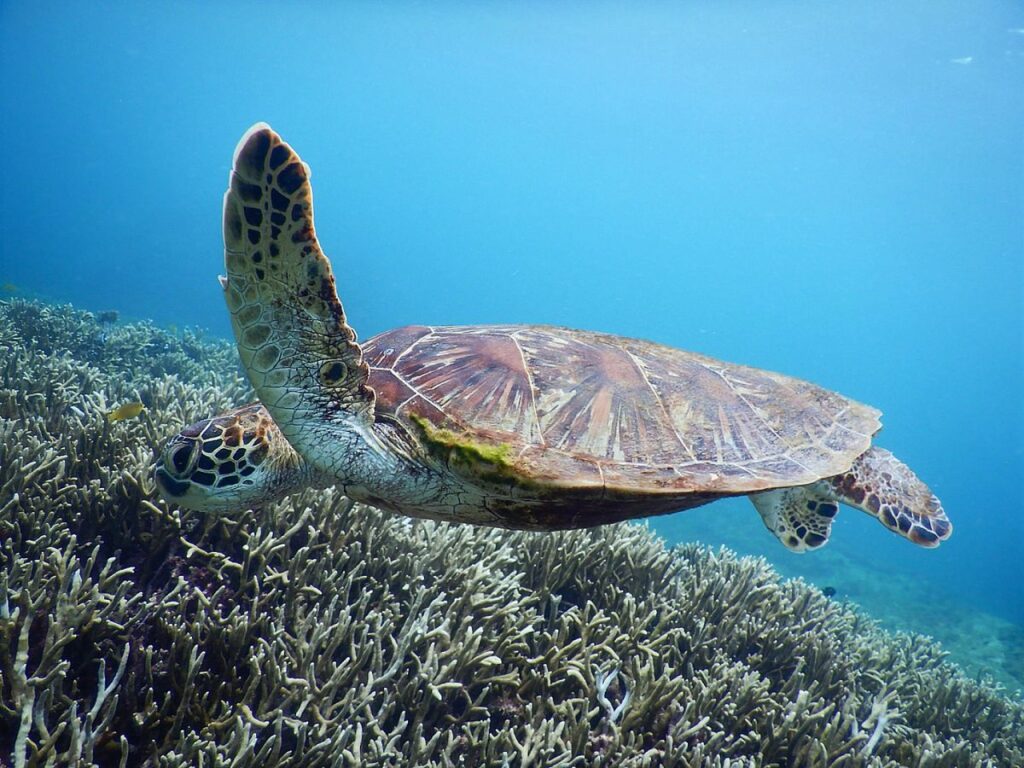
[154,463,190,498]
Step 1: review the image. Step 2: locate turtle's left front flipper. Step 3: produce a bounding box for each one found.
[827,446,951,547]
[222,124,375,453]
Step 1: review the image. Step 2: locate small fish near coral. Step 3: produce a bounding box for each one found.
[156,124,952,554]
[107,401,145,423]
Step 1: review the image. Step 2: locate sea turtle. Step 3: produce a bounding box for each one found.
[154,124,952,553]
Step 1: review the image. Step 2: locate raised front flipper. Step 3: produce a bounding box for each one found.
[826,446,951,547]
[222,124,375,458]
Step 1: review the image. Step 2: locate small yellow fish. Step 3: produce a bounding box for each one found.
[1,283,17,294]
[107,402,146,423]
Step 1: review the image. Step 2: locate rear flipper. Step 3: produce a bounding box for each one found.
[750,446,952,553]
[825,446,951,547]
[750,485,839,553]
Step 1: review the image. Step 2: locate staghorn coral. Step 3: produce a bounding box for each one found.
[0,299,242,386]
[0,299,1021,767]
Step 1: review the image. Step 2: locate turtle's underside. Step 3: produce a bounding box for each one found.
[154,124,951,553]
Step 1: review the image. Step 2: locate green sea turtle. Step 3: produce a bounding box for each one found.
[154,124,952,552]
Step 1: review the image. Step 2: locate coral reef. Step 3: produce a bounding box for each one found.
[662,504,1024,693]
[0,299,241,385]
[1,299,1022,767]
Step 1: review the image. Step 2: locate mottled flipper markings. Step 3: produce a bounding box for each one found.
[827,446,951,547]
[222,124,374,441]
[750,484,839,552]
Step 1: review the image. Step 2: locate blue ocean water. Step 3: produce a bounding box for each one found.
[1,0,1021,643]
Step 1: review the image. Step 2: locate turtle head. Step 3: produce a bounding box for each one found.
[154,403,310,513]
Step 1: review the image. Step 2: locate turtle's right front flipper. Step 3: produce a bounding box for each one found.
[222,124,376,454]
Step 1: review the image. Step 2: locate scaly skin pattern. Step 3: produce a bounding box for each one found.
[750,446,951,552]
[750,484,840,553]
[826,446,951,546]
[154,404,323,513]
[172,122,954,547]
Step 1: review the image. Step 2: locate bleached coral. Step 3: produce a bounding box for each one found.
[0,299,1021,767]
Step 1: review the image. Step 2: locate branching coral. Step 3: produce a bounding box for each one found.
[0,300,1021,767]
[0,299,243,386]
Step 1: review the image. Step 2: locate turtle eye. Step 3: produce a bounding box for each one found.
[170,441,197,476]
